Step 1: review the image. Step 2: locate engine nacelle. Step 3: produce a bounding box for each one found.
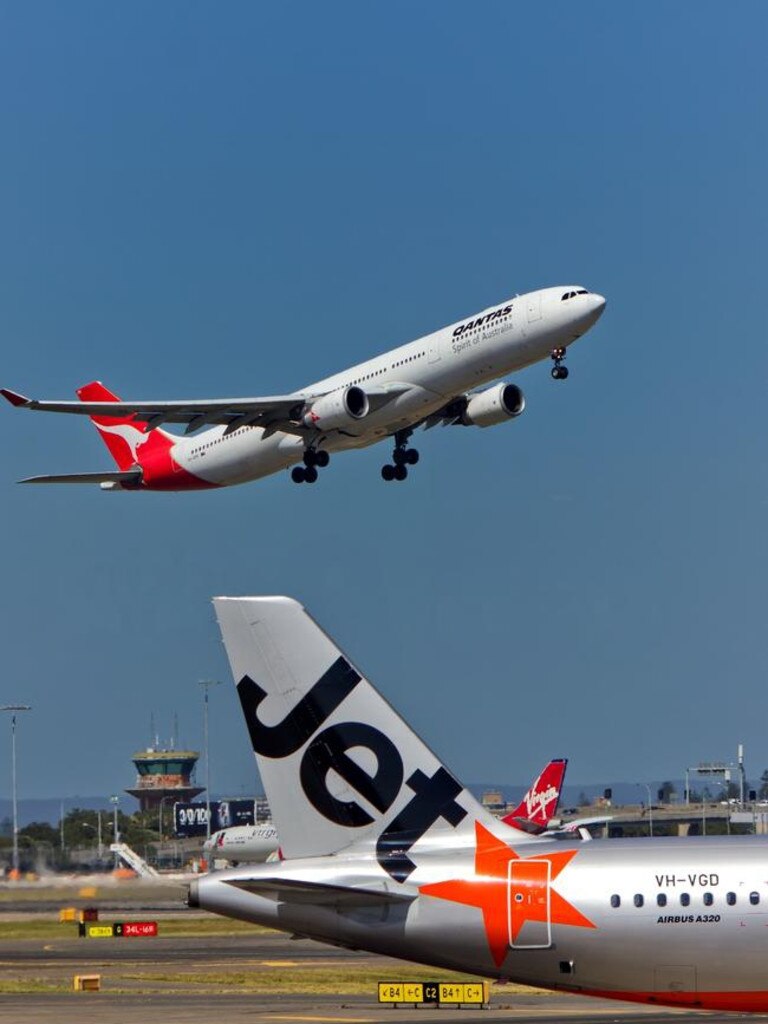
[302,385,369,430]
[461,382,525,427]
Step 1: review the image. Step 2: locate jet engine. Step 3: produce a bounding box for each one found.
[302,385,369,430]
[461,382,525,427]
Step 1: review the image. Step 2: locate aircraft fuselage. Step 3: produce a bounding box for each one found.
[192,832,768,1012]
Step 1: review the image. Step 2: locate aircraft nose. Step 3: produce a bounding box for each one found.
[580,293,606,330]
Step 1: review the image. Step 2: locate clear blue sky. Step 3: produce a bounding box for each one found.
[1,2,767,804]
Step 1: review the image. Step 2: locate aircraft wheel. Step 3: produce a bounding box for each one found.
[381,464,395,481]
[394,464,408,481]
[291,466,306,483]
[559,365,569,379]
[315,450,330,468]
[393,448,407,466]
[303,449,317,467]
[304,466,319,484]
[406,448,419,465]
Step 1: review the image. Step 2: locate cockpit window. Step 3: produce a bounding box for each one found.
[561,289,590,301]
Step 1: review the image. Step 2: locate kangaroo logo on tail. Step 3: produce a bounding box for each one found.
[77,381,174,471]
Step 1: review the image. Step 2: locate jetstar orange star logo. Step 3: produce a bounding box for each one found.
[419,822,595,967]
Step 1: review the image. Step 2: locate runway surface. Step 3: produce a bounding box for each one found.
[0,928,751,1024]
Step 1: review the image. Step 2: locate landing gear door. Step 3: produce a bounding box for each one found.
[508,859,551,949]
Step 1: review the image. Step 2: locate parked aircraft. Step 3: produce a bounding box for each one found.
[501,758,567,833]
[189,596,768,1013]
[2,285,605,490]
[203,823,279,865]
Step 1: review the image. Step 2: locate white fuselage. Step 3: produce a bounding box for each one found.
[203,823,279,864]
[172,286,604,486]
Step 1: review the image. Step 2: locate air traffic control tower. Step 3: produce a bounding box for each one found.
[125,747,204,811]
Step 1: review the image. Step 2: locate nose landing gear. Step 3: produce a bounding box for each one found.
[291,448,330,484]
[550,347,569,380]
[382,430,419,481]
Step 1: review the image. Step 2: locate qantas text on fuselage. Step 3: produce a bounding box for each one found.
[2,285,605,490]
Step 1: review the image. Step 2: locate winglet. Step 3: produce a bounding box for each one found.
[1,388,31,408]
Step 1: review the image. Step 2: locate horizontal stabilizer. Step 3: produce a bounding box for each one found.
[225,876,416,906]
[19,470,142,486]
[1,388,30,407]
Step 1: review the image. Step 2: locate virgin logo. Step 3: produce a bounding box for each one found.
[525,784,558,818]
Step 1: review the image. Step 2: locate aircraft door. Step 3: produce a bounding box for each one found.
[428,335,441,363]
[508,859,551,949]
[526,292,542,323]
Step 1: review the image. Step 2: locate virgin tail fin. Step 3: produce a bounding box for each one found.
[502,758,568,830]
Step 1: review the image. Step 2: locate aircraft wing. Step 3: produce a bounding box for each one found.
[226,877,416,907]
[555,815,614,833]
[1,388,308,436]
[1,384,414,437]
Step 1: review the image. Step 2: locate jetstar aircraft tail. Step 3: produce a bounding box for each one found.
[77,381,175,471]
[501,758,568,833]
[213,596,543,874]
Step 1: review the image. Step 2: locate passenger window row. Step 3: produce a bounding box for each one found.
[351,353,426,385]
[611,891,760,908]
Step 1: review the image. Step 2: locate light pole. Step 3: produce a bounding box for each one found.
[0,705,31,877]
[158,795,173,841]
[110,795,120,868]
[82,816,103,861]
[637,783,653,837]
[199,680,222,841]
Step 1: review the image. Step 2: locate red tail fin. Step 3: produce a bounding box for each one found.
[502,759,568,829]
[77,381,174,472]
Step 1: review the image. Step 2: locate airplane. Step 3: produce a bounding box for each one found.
[203,822,279,866]
[1,285,605,490]
[501,758,568,833]
[189,595,768,1013]
[203,761,566,866]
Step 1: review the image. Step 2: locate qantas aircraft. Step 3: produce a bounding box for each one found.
[1,285,605,490]
[190,595,768,1013]
[203,761,567,866]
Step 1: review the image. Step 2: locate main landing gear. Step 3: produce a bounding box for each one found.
[381,430,419,482]
[291,448,330,484]
[550,347,569,380]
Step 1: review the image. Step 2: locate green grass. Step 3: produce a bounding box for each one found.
[0,979,71,993]
[112,965,544,996]
[0,961,549,998]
